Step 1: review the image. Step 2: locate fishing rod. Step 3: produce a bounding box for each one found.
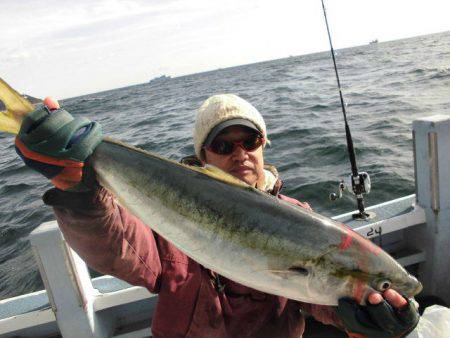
[320,0,373,220]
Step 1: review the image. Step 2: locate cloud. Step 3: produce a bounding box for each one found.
[0,0,449,98]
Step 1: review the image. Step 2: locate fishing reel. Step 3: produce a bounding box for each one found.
[329,172,375,220]
[329,172,371,201]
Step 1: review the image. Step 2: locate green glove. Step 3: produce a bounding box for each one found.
[337,297,420,338]
[15,105,102,191]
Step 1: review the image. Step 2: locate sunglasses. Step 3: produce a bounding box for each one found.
[205,133,264,155]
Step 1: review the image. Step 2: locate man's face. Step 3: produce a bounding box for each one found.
[202,125,266,188]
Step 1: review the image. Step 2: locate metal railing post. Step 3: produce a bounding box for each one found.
[29,221,113,338]
[411,115,450,305]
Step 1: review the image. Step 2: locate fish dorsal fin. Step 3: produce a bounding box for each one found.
[102,138,253,190]
[191,165,250,189]
[0,78,35,134]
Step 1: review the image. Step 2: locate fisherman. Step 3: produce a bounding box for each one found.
[15,94,419,338]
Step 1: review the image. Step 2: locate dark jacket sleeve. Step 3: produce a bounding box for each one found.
[43,187,162,292]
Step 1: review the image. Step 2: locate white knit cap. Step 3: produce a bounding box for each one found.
[194,94,268,160]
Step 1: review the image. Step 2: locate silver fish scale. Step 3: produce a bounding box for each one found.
[91,139,421,305]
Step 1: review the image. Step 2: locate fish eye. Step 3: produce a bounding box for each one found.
[375,279,391,292]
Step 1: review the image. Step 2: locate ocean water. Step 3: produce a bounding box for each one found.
[0,31,449,299]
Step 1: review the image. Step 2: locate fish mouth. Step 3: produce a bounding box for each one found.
[412,280,423,296]
[403,274,423,297]
[389,276,423,299]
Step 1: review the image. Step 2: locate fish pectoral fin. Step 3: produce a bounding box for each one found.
[288,265,309,276]
[267,266,309,279]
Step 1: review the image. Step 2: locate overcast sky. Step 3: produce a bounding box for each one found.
[1,0,449,99]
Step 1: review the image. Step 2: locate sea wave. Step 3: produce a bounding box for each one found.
[0,31,449,299]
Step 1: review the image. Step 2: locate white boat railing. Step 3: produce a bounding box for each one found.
[1,115,449,337]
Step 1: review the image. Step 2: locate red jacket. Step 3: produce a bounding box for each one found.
[48,187,343,338]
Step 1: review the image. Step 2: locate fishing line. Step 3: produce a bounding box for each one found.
[320,0,373,220]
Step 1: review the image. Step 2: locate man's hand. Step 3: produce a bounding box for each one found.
[15,97,102,191]
[338,289,420,338]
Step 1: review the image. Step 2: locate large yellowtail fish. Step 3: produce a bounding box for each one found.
[0,77,422,305]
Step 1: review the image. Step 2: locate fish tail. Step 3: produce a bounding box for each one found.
[0,78,35,134]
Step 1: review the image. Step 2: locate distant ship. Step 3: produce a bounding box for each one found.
[369,39,379,45]
[149,75,171,84]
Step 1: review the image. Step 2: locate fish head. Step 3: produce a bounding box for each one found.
[297,226,423,305]
[269,223,422,306]
[324,252,423,306]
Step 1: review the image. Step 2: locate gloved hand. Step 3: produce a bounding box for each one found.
[15,98,102,191]
[337,290,420,338]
